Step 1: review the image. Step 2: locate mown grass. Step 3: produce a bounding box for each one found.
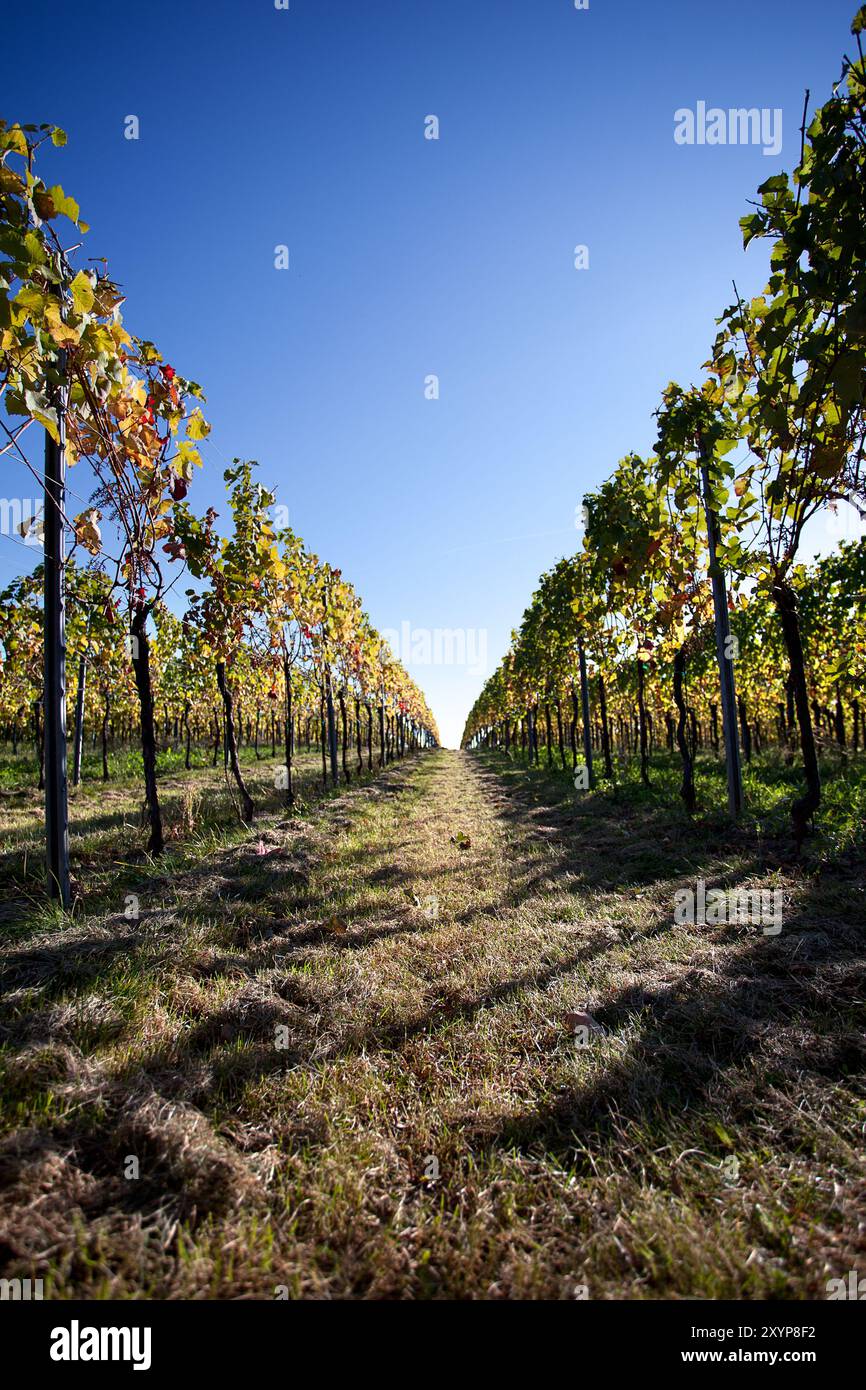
[0,744,863,1299]
[0,741,361,937]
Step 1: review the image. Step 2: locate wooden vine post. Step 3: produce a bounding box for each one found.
[698,432,743,819]
[43,367,71,906]
[577,636,594,787]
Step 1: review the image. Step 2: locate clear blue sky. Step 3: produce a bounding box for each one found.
[2,0,861,745]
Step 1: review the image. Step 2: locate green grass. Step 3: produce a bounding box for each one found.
[503,738,866,856]
[0,741,367,934]
[0,743,864,1299]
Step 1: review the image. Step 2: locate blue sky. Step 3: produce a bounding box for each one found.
[2,0,862,744]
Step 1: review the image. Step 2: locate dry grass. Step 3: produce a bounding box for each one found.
[0,747,864,1299]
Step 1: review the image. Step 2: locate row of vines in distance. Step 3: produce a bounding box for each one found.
[0,119,438,904]
[463,10,866,842]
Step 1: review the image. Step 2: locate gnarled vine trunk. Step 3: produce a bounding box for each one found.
[673,644,696,813]
[183,699,192,770]
[774,581,821,844]
[325,675,339,786]
[101,691,110,781]
[34,698,45,791]
[597,675,613,779]
[737,697,752,763]
[72,654,87,788]
[131,607,164,854]
[555,700,567,772]
[339,688,350,783]
[636,659,650,787]
[215,659,254,825]
[212,706,221,767]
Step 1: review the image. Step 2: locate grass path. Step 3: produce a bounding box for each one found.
[1,748,864,1298]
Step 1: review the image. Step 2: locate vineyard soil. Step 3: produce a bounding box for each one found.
[1,747,864,1298]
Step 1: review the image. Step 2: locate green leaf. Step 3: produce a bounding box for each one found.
[13,284,46,316]
[24,229,47,264]
[757,173,790,196]
[832,353,862,407]
[739,212,764,247]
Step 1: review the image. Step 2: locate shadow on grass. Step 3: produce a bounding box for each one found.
[0,752,386,937]
[1,745,864,1275]
[458,894,866,1171]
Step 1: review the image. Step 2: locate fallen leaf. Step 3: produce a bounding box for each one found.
[564,1010,602,1035]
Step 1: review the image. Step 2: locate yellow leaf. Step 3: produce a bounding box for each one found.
[70,271,94,315]
[177,439,202,470]
[4,125,28,156]
[44,301,81,347]
[186,407,211,441]
[44,184,79,224]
